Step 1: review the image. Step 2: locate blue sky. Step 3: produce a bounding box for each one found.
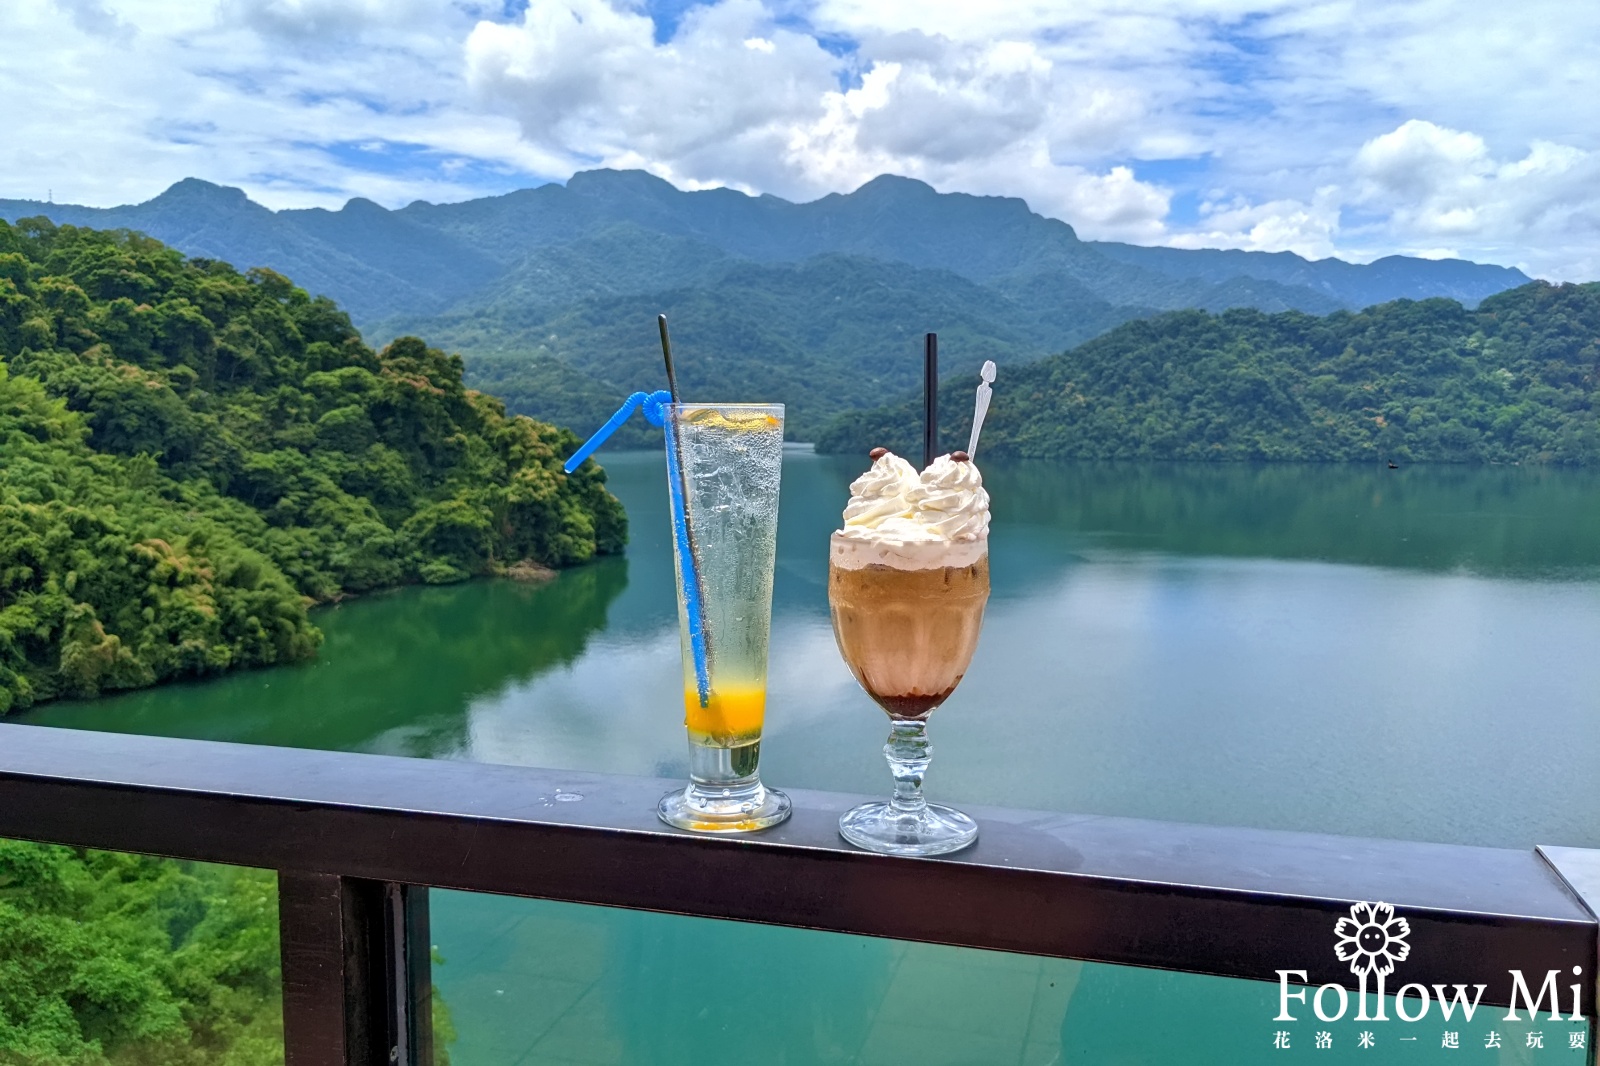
[1,0,1596,279]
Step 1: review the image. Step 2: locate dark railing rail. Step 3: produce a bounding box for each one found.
[1,723,1596,1065]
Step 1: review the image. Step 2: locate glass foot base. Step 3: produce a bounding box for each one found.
[658,782,791,834]
[838,801,978,857]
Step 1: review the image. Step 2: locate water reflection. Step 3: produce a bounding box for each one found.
[985,459,1600,578]
[26,563,630,754]
[23,452,1600,848]
[430,889,1588,1066]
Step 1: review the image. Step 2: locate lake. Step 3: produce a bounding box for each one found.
[22,453,1600,1063]
[29,451,1600,850]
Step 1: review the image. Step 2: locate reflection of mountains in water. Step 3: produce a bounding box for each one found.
[985,462,1600,578]
[22,564,630,755]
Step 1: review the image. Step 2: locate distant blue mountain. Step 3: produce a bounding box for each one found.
[1,169,1529,324]
[0,170,1534,439]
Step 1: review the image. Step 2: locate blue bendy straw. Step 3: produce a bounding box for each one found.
[562,390,672,475]
[663,418,711,708]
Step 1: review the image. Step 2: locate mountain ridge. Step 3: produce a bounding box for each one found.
[0,171,1536,440]
[1,171,1531,324]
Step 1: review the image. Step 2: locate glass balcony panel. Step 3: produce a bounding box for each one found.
[432,889,1590,1065]
[0,836,284,1065]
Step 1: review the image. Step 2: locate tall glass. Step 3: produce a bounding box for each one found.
[657,403,792,832]
[828,533,989,855]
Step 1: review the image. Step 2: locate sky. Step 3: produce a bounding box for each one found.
[1,0,1596,279]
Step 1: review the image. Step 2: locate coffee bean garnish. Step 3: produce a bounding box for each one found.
[869,447,889,460]
[950,450,971,462]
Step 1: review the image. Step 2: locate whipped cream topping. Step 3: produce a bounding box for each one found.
[834,450,989,569]
[841,451,920,528]
[908,454,989,541]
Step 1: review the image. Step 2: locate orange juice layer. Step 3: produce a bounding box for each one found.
[684,685,766,743]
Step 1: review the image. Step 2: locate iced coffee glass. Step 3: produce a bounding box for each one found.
[828,450,989,856]
[657,403,792,833]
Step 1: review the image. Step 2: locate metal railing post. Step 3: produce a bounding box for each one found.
[386,883,434,1066]
[279,873,432,1066]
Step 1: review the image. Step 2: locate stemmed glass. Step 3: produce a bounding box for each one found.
[827,533,989,855]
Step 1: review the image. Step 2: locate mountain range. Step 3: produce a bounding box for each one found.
[2,170,1532,440]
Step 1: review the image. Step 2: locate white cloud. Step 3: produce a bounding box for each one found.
[0,0,549,209]
[848,41,1052,164]
[1347,120,1600,277]
[461,0,1599,271]
[1355,120,1493,207]
[54,0,133,39]
[223,0,434,39]
[0,0,1595,277]
[465,0,842,196]
[464,5,1174,241]
[1170,187,1342,259]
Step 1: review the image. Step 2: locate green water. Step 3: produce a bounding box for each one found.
[30,452,1600,849]
[21,454,1600,1063]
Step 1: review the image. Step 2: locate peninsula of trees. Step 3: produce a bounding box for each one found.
[0,218,625,714]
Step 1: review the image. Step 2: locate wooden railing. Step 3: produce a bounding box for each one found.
[1,723,1596,1064]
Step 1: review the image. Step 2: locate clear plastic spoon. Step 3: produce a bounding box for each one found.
[968,360,996,458]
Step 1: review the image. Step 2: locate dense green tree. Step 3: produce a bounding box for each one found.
[0,840,459,1065]
[0,842,281,1066]
[0,218,626,713]
[0,363,313,712]
[818,282,1600,464]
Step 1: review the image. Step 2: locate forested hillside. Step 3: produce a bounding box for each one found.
[431,247,1148,444]
[818,282,1600,464]
[0,838,457,1065]
[3,171,1533,443]
[0,842,282,1066]
[0,218,624,714]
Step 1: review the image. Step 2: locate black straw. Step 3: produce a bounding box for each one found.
[658,314,680,402]
[923,332,938,469]
[657,314,712,683]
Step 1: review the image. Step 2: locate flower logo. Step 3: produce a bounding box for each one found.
[1334,901,1411,976]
